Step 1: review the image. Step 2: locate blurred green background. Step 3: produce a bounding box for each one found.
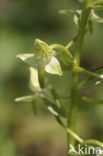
[0,0,103,156]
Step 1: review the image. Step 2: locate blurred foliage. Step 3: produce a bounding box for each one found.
[0,0,103,155]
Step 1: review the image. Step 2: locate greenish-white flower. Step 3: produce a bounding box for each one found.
[17,39,63,88]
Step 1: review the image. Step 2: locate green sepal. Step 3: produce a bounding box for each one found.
[38,64,45,89]
[15,95,35,102]
[50,44,73,66]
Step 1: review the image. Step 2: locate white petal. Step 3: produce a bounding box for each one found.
[29,67,41,92]
[15,95,35,102]
[45,56,63,76]
[16,53,39,66]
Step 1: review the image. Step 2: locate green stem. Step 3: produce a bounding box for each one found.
[83,139,103,148]
[66,36,77,49]
[66,128,84,144]
[88,0,103,7]
[73,66,103,79]
[56,116,103,148]
[67,0,91,154]
[81,96,103,105]
[62,65,103,79]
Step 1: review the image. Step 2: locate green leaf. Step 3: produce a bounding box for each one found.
[79,68,103,90]
[29,67,41,92]
[42,98,66,118]
[16,53,39,66]
[91,10,103,23]
[15,95,35,102]
[38,64,45,89]
[50,44,73,65]
[45,56,63,76]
